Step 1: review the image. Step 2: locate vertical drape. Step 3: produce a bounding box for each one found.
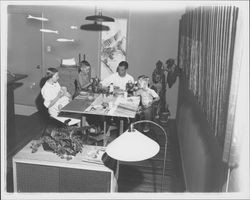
[178,6,238,145]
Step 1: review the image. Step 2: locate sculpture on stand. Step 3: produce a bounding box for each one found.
[151,60,170,122]
[165,58,181,88]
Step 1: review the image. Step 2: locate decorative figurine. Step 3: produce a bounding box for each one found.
[165,58,181,88]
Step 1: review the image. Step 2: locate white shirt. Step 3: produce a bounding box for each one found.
[101,72,134,90]
[135,87,159,107]
[41,81,70,117]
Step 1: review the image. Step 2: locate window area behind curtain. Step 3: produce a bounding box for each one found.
[178,6,238,145]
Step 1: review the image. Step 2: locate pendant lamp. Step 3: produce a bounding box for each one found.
[85,10,115,22]
[105,120,168,191]
[80,21,110,31]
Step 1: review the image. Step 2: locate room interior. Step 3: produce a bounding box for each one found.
[1,1,249,199]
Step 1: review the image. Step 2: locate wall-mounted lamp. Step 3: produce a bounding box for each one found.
[40,29,59,34]
[70,25,78,30]
[27,14,49,21]
[106,120,168,191]
[56,38,75,42]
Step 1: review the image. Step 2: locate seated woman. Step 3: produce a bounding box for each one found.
[41,67,80,126]
[134,75,160,132]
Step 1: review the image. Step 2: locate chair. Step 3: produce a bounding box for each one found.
[36,77,80,132]
[35,91,68,136]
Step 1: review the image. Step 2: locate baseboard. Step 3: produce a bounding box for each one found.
[176,125,188,192]
[14,104,37,116]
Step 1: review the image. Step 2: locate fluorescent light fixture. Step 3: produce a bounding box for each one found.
[40,29,59,34]
[70,26,78,30]
[56,38,75,42]
[27,14,48,21]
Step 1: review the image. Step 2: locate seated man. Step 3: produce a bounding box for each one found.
[134,75,160,132]
[41,67,80,126]
[101,61,134,91]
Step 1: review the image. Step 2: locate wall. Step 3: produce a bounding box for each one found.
[128,10,182,118]
[7,5,184,117]
[176,75,226,192]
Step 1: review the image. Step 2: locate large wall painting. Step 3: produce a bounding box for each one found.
[100,18,127,80]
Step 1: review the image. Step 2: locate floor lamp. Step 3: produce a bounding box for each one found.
[106,120,168,192]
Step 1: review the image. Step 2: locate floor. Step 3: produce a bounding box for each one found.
[5,113,185,193]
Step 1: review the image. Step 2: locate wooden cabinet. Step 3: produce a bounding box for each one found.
[13,142,118,192]
[7,74,28,155]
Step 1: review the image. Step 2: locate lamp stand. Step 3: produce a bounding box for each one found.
[130,120,168,192]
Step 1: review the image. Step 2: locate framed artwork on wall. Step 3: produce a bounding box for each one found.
[100,18,127,80]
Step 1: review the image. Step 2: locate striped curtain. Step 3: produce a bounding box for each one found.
[178,6,238,145]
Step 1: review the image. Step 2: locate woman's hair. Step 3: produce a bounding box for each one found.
[45,67,58,79]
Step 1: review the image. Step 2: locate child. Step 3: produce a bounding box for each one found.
[78,60,92,90]
[134,75,160,132]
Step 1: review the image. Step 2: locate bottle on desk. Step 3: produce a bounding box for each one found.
[109,83,114,95]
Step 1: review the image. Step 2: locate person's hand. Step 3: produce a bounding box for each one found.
[57,90,64,99]
[65,92,72,99]
[61,87,67,95]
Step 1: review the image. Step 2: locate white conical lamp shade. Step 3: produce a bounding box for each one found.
[106,129,160,162]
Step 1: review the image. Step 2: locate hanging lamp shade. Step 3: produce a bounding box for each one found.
[106,129,160,162]
[85,11,115,22]
[80,22,110,31]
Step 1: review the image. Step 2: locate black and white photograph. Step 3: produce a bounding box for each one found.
[1,1,249,199]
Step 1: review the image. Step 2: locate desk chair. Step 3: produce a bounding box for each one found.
[36,77,81,130]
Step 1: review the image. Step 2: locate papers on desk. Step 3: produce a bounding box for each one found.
[75,94,88,100]
[112,96,140,118]
[81,146,106,165]
[83,95,140,118]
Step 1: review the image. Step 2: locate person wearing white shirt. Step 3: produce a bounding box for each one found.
[101,61,134,91]
[134,75,160,132]
[41,67,80,126]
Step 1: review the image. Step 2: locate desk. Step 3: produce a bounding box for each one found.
[7,73,28,155]
[61,93,140,138]
[13,141,118,192]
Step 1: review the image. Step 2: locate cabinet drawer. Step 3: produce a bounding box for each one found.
[15,163,111,192]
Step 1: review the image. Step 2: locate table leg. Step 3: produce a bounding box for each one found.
[119,119,124,135]
[81,116,88,127]
[103,120,107,146]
